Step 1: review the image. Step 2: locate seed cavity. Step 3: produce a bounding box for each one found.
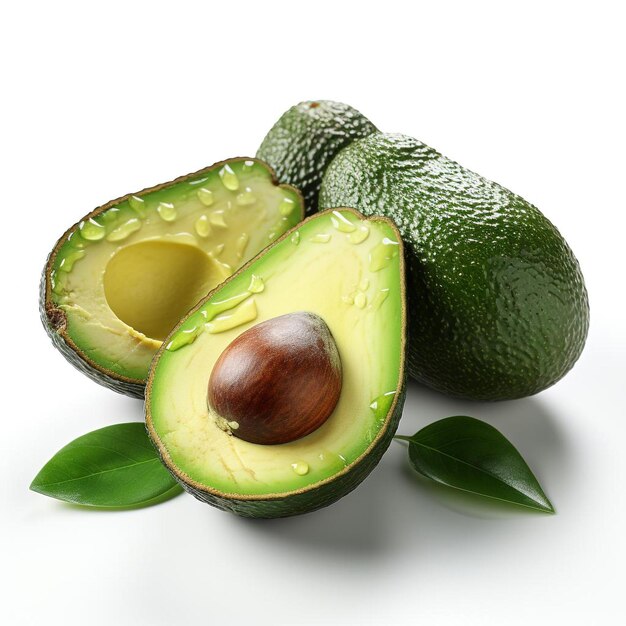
[79,218,106,241]
[106,218,142,242]
[291,462,310,476]
[331,211,356,233]
[197,187,215,206]
[195,214,212,238]
[354,292,367,309]
[348,224,370,245]
[219,165,239,191]
[157,202,177,222]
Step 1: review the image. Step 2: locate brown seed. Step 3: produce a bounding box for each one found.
[208,312,342,445]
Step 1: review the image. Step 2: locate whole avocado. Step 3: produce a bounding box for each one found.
[319,132,589,400]
[257,100,377,214]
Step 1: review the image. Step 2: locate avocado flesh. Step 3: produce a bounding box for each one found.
[42,158,303,397]
[319,133,589,401]
[257,100,377,214]
[146,209,406,517]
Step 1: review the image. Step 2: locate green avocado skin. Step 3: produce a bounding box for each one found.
[167,383,405,518]
[257,100,377,215]
[319,133,589,401]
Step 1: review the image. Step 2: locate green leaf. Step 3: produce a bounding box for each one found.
[396,416,554,513]
[30,422,183,509]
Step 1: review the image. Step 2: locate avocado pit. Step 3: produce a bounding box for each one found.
[103,240,219,341]
[207,312,342,445]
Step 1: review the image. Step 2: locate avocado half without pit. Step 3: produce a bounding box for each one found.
[40,158,303,397]
[146,209,406,518]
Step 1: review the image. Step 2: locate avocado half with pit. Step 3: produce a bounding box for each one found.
[40,158,303,398]
[146,209,406,518]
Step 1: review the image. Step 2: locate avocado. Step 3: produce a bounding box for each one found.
[319,133,589,400]
[257,100,377,214]
[146,208,406,518]
[41,158,304,398]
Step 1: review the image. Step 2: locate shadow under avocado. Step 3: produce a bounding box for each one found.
[231,378,572,557]
[232,455,400,559]
[126,396,146,421]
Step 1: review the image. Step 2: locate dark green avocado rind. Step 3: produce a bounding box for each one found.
[319,133,589,401]
[257,100,377,215]
[154,383,406,518]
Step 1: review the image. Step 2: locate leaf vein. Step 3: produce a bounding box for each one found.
[36,458,160,488]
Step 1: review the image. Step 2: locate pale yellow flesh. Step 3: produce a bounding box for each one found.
[56,170,297,380]
[150,211,402,495]
[103,241,218,341]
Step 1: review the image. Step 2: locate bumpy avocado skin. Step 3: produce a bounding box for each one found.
[257,100,377,214]
[319,133,589,400]
[164,384,405,518]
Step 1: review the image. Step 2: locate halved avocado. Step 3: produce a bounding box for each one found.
[41,158,303,398]
[146,209,406,518]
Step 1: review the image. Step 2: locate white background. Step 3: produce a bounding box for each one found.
[2,1,625,625]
